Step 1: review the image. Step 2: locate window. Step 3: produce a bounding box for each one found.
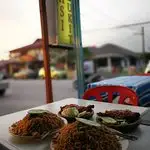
[97,58,108,67]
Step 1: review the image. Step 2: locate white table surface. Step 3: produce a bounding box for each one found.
[0,98,147,150]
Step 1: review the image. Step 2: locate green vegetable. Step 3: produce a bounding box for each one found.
[98,116,117,124]
[61,107,79,118]
[28,109,49,115]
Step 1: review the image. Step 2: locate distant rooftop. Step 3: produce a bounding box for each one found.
[9,39,42,54]
[9,40,138,59]
[88,43,138,58]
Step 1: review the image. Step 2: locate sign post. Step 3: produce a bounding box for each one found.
[39,0,53,103]
[72,0,85,98]
[39,0,85,102]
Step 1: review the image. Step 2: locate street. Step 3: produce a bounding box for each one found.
[0,80,77,116]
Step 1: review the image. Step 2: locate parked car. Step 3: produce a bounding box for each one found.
[38,67,67,79]
[13,69,38,79]
[0,71,8,80]
[0,73,9,96]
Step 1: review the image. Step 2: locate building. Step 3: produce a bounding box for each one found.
[9,39,43,62]
[88,43,141,72]
[9,39,43,75]
[9,40,141,76]
[9,39,70,77]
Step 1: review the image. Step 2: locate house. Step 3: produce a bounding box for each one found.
[88,43,141,72]
[9,39,69,76]
[9,39,43,61]
[9,39,43,75]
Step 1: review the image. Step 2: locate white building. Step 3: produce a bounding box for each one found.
[88,43,142,72]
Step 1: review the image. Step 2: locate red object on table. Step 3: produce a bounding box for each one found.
[83,85,138,106]
[137,73,150,76]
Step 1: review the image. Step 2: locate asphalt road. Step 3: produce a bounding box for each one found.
[0,80,77,116]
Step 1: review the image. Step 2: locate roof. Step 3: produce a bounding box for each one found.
[9,39,42,54]
[88,43,138,58]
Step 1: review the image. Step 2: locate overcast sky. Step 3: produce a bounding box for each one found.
[0,0,150,60]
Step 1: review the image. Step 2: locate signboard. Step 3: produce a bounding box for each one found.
[57,0,74,45]
[46,0,74,47]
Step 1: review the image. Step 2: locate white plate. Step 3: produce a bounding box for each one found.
[120,139,129,150]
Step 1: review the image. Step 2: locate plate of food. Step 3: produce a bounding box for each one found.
[50,118,129,150]
[96,109,141,133]
[58,104,94,123]
[9,109,66,141]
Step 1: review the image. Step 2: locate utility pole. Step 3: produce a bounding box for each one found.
[141,27,146,65]
[133,27,146,66]
[114,21,150,66]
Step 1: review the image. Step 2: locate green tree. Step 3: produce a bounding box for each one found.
[50,47,93,66]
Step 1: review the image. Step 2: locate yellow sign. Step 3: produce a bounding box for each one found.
[57,0,74,46]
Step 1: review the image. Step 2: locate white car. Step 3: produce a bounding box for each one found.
[145,61,150,73]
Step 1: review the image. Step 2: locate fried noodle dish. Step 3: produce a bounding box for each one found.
[52,121,121,150]
[9,112,65,138]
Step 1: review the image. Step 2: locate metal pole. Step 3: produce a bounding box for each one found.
[72,0,85,98]
[141,27,146,65]
[39,0,53,103]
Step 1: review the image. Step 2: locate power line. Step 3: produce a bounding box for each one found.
[80,3,150,58]
[113,21,150,64]
[81,20,150,35]
[113,21,150,29]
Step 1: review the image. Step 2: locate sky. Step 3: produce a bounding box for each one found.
[0,0,150,60]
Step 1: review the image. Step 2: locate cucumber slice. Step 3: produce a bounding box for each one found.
[98,116,117,124]
[28,109,49,115]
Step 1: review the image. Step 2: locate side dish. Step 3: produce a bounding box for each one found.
[59,104,94,122]
[96,109,141,132]
[97,110,140,125]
